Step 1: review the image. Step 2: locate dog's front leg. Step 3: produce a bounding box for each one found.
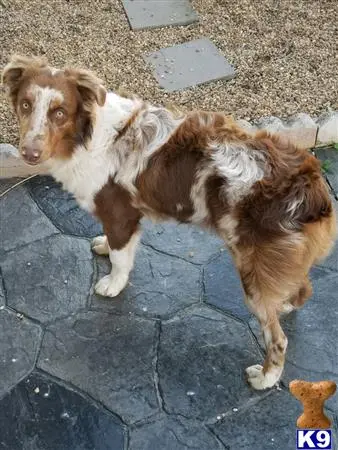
[94,230,141,298]
[93,182,142,298]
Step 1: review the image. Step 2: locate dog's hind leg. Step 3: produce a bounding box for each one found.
[245,298,288,390]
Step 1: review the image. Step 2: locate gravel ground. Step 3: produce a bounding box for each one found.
[1,0,337,145]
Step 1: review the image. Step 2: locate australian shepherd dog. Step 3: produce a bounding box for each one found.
[2,55,336,390]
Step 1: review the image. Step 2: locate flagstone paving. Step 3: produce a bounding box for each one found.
[122,0,198,30]
[0,175,337,450]
[144,38,235,92]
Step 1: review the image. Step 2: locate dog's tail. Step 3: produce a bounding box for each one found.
[246,132,334,232]
[282,156,333,226]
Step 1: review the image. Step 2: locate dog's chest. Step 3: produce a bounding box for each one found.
[50,148,117,212]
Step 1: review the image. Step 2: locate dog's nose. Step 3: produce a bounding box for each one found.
[21,145,42,165]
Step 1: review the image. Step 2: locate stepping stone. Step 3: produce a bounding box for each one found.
[122,0,198,30]
[0,185,58,254]
[91,243,201,319]
[0,309,41,397]
[27,175,102,238]
[314,146,338,199]
[1,235,93,323]
[0,372,125,450]
[129,415,223,450]
[38,311,159,423]
[141,220,222,265]
[158,306,264,420]
[144,38,235,92]
[204,251,251,321]
[210,390,303,450]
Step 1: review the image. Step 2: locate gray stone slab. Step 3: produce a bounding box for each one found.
[144,38,235,92]
[159,306,264,420]
[0,186,58,254]
[315,147,338,199]
[204,251,250,320]
[130,415,223,450]
[38,311,159,423]
[27,175,102,238]
[0,372,125,450]
[141,220,223,265]
[1,235,93,323]
[250,267,338,411]
[211,390,305,450]
[91,244,201,319]
[0,272,4,307]
[317,197,338,272]
[0,177,22,195]
[0,309,41,398]
[122,0,198,30]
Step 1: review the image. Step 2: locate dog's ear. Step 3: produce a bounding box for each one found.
[65,68,106,107]
[2,55,48,105]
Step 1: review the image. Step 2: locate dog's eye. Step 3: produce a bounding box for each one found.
[22,101,30,110]
[55,109,65,119]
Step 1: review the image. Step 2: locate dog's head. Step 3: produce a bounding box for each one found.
[2,55,106,165]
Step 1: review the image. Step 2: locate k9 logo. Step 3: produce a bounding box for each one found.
[297,429,332,449]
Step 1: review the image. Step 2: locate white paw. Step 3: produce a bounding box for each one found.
[281,302,295,314]
[95,273,128,298]
[246,364,280,390]
[91,235,109,256]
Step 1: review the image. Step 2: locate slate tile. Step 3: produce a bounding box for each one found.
[211,390,304,450]
[159,306,264,420]
[0,185,58,254]
[0,372,125,450]
[204,251,250,320]
[317,198,338,272]
[38,311,159,423]
[0,272,4,307]
[315,147,338,199]
[144,38,235,92]
[91,244,201,319]
[26,175,102,238]
[1,235,93,323]
[0,309,41,398]
[122,0,198,30]
[0,177,22,195]
[250,267,338,411]
[130,415,223,450]
[141,219,223,265]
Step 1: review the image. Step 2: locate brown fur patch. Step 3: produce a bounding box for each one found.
[94,179,142,250]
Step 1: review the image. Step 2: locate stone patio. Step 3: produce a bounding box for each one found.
[0,176,337,450]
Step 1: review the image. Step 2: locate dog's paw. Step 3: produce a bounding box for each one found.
[281,302,295,314]
[91,235,109,256]
[246,364,279,390]
[95,273,128,298]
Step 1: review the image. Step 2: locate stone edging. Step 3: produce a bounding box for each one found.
[0,111,337,179]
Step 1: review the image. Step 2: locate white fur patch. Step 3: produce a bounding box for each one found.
[190,166,213,224]
[210,143,266,204]
[26,85,64,141]
[95,231,141,298]
[246,364,282,390]
[218,214,239,246]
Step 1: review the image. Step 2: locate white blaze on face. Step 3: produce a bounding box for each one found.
[25,85,64,140]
